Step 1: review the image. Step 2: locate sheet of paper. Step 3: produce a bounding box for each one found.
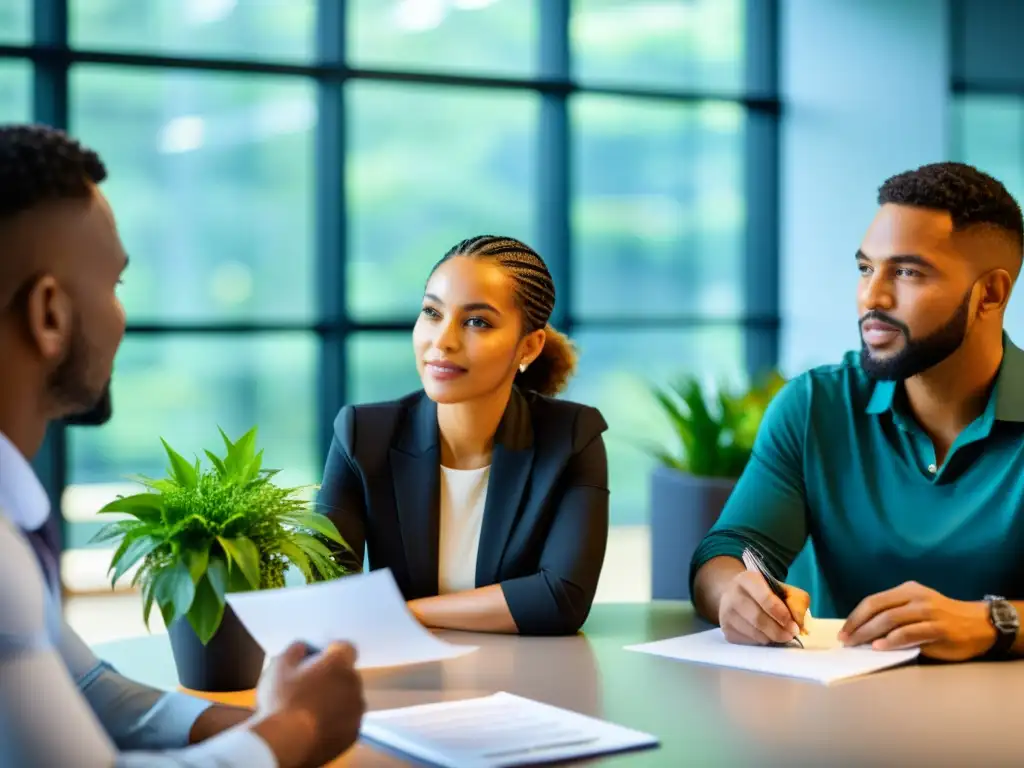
[624,619,919,685]
[225,568,477,669]
[360,691,659,768]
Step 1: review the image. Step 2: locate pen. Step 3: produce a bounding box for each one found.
[300,642,322,658]
[741,547,805,647]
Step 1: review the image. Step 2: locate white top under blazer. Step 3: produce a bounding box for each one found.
[437,464,490,594]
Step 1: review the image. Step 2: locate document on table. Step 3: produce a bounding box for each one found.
[625,618,920,684]
[225,568,477,669]
[360,692,659,767]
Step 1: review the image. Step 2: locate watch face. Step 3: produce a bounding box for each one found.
[991,601,1020,630]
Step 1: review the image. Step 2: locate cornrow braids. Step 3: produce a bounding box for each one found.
[0,124,107,220]
[437,235,556,332]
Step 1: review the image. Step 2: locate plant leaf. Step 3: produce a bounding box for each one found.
[291,531,334,560]
[205,556,228,601]
[110,533,164,586]
[227,563,254,593]
[126,474,179,494]
[240,448,264,486]
[282,510,349,548]
[217,535,261,589]
[291,532,342,580]
[675,378,722,476]
[97,493,165,524]
[141,579,155,630]
[651,384,691,437]
[185,546,210,584]
[161,438,197,489]
[89,519,142,545]
[218,426,235,455]
[204,450,227,478]
[187,572,226,645]
[224,426,258,478]
[642,369,786,479]
[651,382,698,468]
[153,561,196,627]
[278,539,313,582]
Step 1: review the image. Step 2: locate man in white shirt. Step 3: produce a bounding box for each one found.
[0,123,365,767]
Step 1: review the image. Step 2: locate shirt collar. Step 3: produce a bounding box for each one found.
[993,335,1024,422]
[0,429,50,531]
[866,333,1024,424]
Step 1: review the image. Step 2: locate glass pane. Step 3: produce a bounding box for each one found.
[63,333,319,591]
[70,66,315,323]
[955,94,1024,338]
[0,60,32,122]
[571,0,746,93]
[347,82,538,320]
[571,95,745,319]
[564,326,746,526]
[0,0,29,43]
[953,94,1024,205]
[347,332,421,404]
[348,0,537,78]
[70,0,314,61]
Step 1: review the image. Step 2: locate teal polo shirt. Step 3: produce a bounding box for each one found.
[689,335,1024,618]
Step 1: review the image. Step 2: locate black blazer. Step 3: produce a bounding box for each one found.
[315,387,610,635]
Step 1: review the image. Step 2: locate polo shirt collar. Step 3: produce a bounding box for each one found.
[866,379,896,415]
[994,335,1024,422]
[865,333,1024,424]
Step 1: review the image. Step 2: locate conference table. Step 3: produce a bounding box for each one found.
[94,602,1022,766]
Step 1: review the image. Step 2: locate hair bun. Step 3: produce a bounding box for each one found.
[515,324,578,396]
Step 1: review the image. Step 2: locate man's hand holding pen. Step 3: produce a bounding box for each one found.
[718,569,811,646]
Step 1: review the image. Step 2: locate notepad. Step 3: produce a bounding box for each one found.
[359,692,659,767]
[625,618,919,684]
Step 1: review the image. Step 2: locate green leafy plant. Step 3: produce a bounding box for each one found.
[644,370,787,478]
[91,426,350,644]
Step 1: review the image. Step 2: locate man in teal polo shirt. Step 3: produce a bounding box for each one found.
[690,161,1024,662]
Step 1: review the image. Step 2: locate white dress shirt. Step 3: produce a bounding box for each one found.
[0,429,277,767]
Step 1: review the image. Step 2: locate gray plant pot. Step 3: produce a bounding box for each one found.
[168,605,265,692]
[649,465,736,601]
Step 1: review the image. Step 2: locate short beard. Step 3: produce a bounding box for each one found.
[63,380,112,426]
[49,322,113,426]
[859,289,972,381]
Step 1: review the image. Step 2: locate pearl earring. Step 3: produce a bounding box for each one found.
[519,363,527,373]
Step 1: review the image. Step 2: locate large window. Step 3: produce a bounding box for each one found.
[953,95,1024,205]
[5,0,778,592]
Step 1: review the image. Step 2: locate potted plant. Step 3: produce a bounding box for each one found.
[643,370,786,600]
[92,426,350,692]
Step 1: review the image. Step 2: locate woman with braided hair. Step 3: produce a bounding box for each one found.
[316,235,609,635]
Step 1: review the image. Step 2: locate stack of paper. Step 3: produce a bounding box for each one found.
[360,692,659,767]
[625,618,920,684]
[225,568,477,669]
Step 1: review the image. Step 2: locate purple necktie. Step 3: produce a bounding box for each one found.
[23,523,60,599]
